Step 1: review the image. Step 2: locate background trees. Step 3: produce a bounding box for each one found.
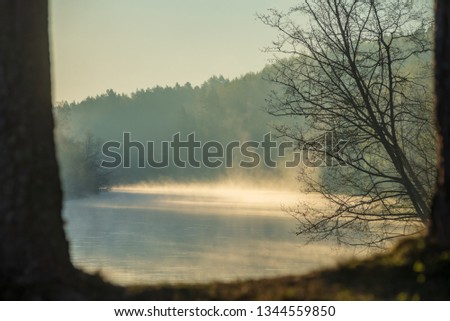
[0,0,448,301]
[260,0,435,246]
[53,72,285,188]
[54,107,111,198]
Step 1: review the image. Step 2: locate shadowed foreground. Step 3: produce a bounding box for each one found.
[2,237,449,300]
[1,0,450,302]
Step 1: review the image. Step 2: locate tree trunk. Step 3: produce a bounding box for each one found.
[0,0,74,285]
[430,0,450,247]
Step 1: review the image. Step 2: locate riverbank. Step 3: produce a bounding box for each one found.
[3,236,449,300]
[125,237,450,300]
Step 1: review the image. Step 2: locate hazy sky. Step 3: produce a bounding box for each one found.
[49,0,299,103]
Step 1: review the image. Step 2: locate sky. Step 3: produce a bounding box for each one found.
[49,0,300,103]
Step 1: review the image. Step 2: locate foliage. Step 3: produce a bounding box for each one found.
[54,70,286,186]
[54,108,110,198]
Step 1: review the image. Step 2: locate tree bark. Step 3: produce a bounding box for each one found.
[430,0,450,247]
[0,0,74,284]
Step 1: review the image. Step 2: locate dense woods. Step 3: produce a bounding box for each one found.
[53,71,287,196]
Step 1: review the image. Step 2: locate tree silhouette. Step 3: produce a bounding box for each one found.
[0,0,448,300]
[0,0,74,287]
[260,0,435,246]
[430,0,450,247]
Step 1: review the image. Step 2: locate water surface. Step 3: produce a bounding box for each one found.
[63,184,360,285]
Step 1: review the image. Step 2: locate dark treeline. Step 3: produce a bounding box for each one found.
[54,67,295,197]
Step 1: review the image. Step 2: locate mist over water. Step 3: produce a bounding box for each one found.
[63,182,363,285]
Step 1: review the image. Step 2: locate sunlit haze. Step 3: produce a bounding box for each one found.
[49,0,299,103]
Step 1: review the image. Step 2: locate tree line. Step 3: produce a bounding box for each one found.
[53,70,289,197]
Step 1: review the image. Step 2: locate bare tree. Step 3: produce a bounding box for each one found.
[260,0,435,246]
[0,0,448,301]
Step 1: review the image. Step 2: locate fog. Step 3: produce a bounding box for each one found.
[63,182,363,285]
[54,66,349,285]
[113,180,303,214]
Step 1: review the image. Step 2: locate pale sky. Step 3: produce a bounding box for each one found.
[49,0,300,103]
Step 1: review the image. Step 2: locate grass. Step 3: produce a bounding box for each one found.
[2,237,450,300]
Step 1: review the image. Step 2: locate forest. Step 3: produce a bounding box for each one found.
[54,69,290,196]
[1,0,450,305]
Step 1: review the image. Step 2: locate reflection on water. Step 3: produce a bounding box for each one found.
[63,184,361,285]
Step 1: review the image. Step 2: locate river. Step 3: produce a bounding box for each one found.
[63,184,361,285]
